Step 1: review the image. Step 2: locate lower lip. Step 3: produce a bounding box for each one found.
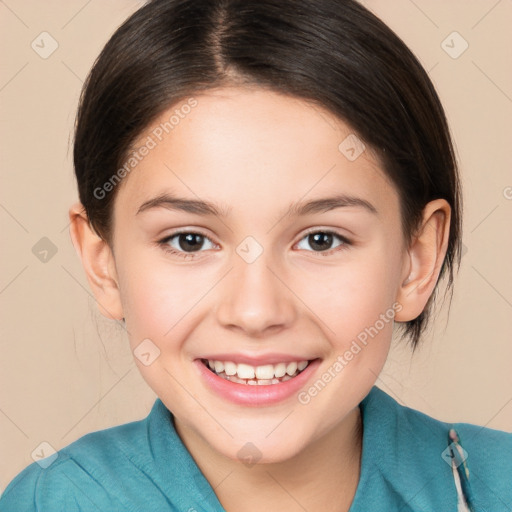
[194,359,321,407]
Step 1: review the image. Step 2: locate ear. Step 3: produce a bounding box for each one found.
[68,202,124,320]
[395,199,451,322]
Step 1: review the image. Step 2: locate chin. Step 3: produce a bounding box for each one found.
[214,433,308,466]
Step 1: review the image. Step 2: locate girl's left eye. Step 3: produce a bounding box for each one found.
[158,229,351,259]
[295,230,350,255]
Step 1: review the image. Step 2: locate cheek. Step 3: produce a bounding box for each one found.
[116,250,215,348]
[300,248,402,337]
[296,246,402,391]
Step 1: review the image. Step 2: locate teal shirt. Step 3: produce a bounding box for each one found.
[1,386,510,511]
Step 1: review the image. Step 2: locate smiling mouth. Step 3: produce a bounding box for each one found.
[200,358,314,385]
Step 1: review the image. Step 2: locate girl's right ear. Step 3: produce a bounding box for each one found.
[68,202,124,321]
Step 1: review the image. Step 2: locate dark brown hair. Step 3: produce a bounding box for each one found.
[73,0,462,350]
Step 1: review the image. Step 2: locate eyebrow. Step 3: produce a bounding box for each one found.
[136,192,378,218]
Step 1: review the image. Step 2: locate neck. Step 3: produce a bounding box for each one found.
[175,406,363,512]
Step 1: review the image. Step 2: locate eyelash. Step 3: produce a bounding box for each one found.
[158,228,352,260]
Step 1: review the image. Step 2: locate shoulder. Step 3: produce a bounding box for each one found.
[0,402,158,512]
[446,419,512,509]
[363,385,512,453]
[359,386,512,511]
[387,388,512,466]
[1,398,224,512]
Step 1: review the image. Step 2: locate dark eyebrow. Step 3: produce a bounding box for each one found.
[136,192,378,218]
[286,194,378,217]
[137,193,231,217]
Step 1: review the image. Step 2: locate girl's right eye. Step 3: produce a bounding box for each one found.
[158,231,217,259]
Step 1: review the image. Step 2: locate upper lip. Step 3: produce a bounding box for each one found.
[198,353,318,366]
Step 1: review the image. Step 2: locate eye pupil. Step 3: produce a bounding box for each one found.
[179,233,203,252]
[309,232,333,251]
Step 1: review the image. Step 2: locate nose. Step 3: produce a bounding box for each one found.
[215,247,297,338]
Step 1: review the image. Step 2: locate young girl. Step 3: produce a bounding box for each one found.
[1,0,510,511]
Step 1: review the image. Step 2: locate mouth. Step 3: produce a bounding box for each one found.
[195,356,322,406]
[200,358,313,385]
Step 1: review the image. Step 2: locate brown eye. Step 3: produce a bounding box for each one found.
[160,231,216,258]
[296,230,350,254]
[174,233,206,252]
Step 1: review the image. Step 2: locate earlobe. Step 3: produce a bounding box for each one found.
[68,202,124,320]
[395,199,451,322]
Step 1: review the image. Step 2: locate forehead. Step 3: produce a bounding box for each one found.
[115,86,398,221]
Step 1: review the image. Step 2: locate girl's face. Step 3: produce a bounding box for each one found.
[108,87,410,462]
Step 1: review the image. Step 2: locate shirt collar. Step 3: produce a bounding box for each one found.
[146,385,456,511]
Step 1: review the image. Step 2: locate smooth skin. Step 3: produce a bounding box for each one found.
[69,86,451,512]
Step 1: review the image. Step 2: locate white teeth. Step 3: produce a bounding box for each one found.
[236,363,255,380]
[274,363,287,378]
[286,362,298,376]
[298,361,308,371]
[255,364,275,380]
[204,358,311,382]
[224,361,237,376]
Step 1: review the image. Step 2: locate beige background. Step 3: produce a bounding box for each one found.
[1,0,511,491]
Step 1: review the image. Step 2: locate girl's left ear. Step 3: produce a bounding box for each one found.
[394,199,451,322]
